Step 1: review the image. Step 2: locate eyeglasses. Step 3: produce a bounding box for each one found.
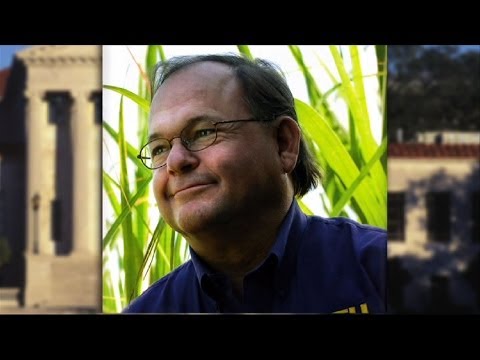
[137,118,264,170]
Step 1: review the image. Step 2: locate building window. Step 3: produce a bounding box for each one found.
[51,199,61,242]
[388,192,405,241]
[426,192,451,243]
[472,192,479,243]
[90,92,101,124]
[46,92,72,125]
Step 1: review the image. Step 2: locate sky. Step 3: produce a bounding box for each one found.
[0,45,31,69]
[458,45,479,53]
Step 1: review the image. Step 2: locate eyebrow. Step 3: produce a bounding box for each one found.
[147,114,223,143]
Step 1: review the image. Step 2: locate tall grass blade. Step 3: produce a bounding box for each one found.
[103,171,121,217]
[103,171,152,249]
[296,99,385,227]
[331,136,387,218]
[103,85,150,113]
[237,45,253,60]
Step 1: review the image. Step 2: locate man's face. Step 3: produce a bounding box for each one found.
[149,62,285,238]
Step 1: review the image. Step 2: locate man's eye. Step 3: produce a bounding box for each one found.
[193,128,215,139]
[151,145,168,156]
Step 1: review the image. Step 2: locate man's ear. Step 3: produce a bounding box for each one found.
[276,117,301,174]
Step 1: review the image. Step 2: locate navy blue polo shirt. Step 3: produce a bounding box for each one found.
[123,200,386,313]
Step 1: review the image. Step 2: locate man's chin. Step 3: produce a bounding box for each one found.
[173,204,219,234]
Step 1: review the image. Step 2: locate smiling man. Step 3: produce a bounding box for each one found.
[123,54,387,313]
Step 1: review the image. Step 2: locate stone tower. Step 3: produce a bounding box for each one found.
[0,45,101,311]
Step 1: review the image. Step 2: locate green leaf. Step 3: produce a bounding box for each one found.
[130,218,171,302]
[297,198,314,215]
[330,46,386,211]
[331,136,387,223]
[103,121,152,180]
[103,170,121,217]
[296,99,385,227]
[103,85,150,113]
[237,45,253,60]
[290,46,349,145]
[103,176,152,250]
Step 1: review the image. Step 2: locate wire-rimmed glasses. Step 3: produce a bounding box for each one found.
[137,118,263,170]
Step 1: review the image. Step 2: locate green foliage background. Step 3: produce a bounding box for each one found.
[102,45,387,313]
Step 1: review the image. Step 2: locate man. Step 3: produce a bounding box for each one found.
[124,54,386,313]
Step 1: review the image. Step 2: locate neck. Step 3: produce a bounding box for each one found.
[188,197,294,289]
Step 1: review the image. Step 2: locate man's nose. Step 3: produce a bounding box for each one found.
[165,138,199,174]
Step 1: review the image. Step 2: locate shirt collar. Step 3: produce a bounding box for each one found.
[189,198,306,287]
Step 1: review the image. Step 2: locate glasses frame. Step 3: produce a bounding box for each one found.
[137,118,265,170]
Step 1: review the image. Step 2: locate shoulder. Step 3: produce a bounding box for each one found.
[303,215,386,271]
[301,215,387,311]
[122,260,196,313]
[305,215,386,254]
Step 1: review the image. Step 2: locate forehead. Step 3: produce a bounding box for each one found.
[159,61,237,95]
[149,62,248,133]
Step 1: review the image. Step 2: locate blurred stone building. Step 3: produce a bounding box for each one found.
[0,46,101,312]
[388,131,480,313]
